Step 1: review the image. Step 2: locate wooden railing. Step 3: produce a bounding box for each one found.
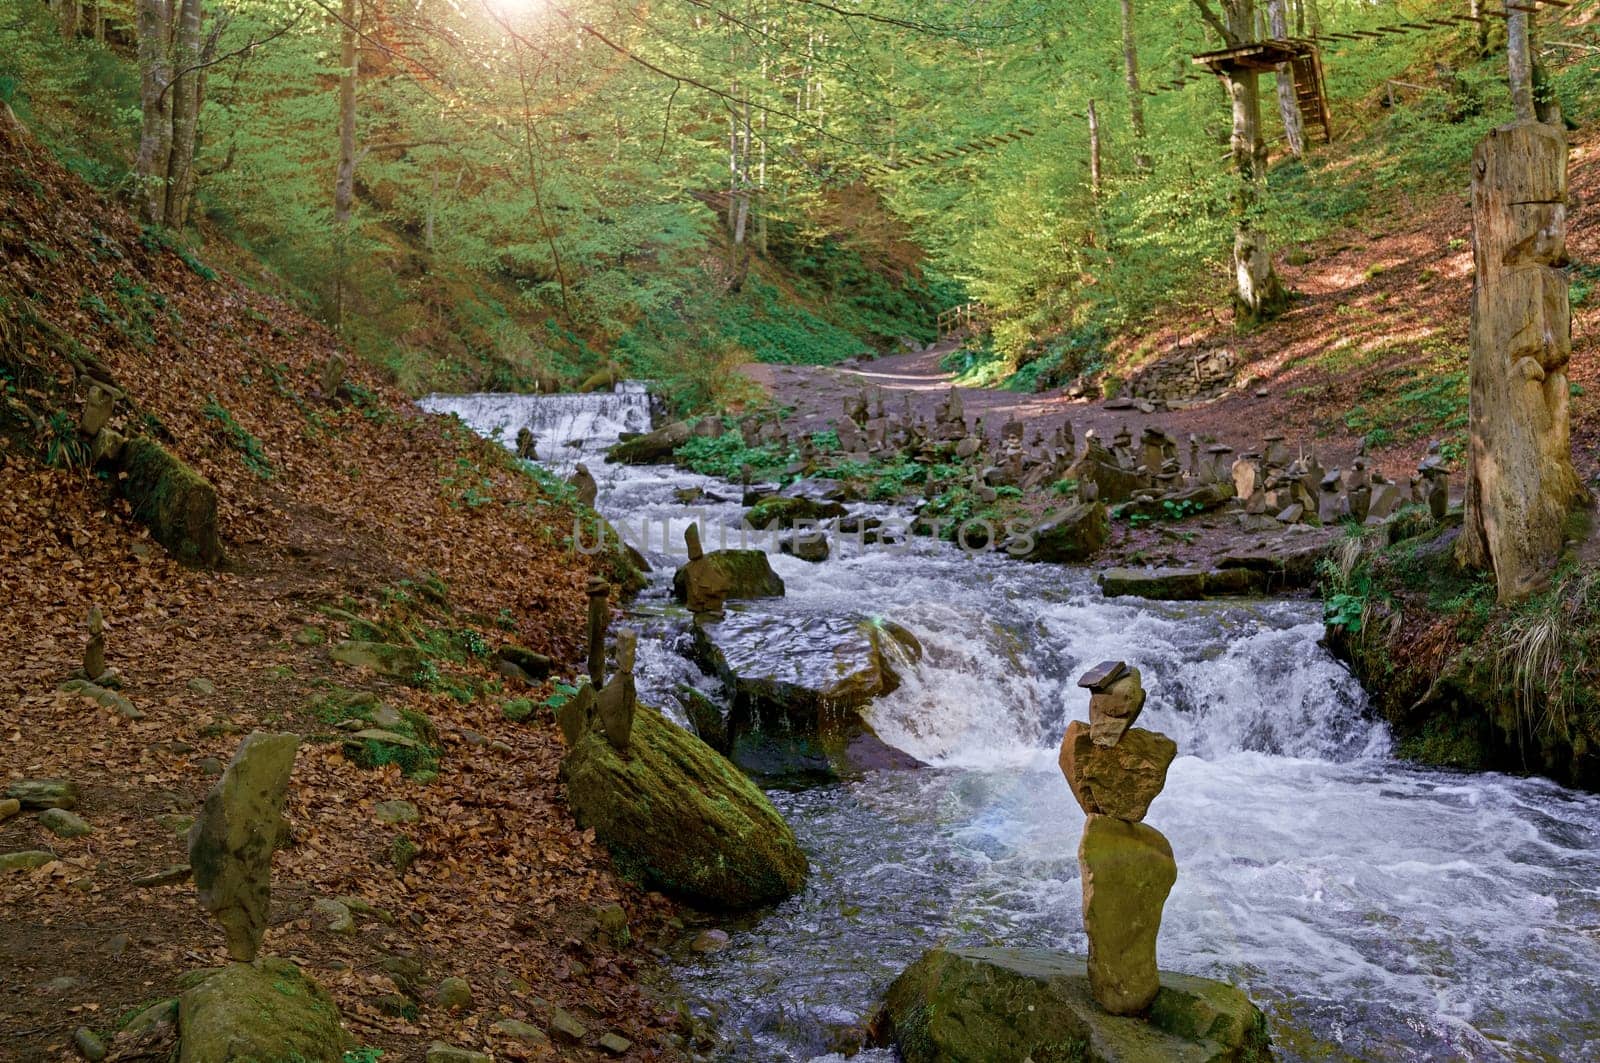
[937,301,988,337]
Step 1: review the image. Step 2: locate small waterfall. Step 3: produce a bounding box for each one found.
[419,383,653,472]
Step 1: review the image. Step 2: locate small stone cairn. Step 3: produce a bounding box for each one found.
[1059,661,1178,1015]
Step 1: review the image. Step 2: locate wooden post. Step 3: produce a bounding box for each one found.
[1458,121,1582,602]
[586,577,610,686]
[1087,99,1103,198]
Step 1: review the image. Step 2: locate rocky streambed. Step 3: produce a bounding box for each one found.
[423,387,1600,1063]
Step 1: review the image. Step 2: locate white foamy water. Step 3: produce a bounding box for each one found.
[424,389,1600,1063]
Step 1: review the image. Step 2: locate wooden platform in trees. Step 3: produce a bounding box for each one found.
[1193,39,1333,144]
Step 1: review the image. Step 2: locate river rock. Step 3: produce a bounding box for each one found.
[491,1019,550,1048]
[673,549,785,610]
[1099,567,1209,601]
[177,957,349,1063]
[1012,501,1109,563]
[691,612,916,725]
[745,495,848,528]
[1088,669,1147,748]
[606,420,691,464]
[434,975,472,1009]
[0,850,56,871]
[329,640,423,678]
[0,798,19,821]
[883,946,1273,1062]
[1080,815,1178,1015]
[187,731,300,963]
[39,808,92,838]
[1059,723,1176,822]
[569,462,599,508]
[426,1045,490,1063]
[561,705,808,909]
[6,778,79,810]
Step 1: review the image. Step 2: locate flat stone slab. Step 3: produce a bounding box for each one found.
[883,946,1275,1063]
[1098,568,1267,601]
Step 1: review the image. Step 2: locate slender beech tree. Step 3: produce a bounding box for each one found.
[1267,0,1303,158]
[135,0,217,228]
[1119,0,1150,172]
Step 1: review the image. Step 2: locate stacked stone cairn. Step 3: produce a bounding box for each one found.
[1059,661,1178,1015]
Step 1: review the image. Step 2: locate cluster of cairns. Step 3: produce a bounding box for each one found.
[555,576,640,754]
[696,384,1450,536]
[1059,661,1178,1015]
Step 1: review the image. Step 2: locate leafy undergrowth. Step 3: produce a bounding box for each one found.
[0,113,689,1058]
[1322,511,1600,788]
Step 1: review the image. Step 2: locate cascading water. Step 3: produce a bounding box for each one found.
[425,387,1600,1063]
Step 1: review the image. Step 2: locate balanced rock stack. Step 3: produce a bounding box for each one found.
[1059,661,1178,1015]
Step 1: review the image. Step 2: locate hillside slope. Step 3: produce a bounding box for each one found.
[0,109,683,1059]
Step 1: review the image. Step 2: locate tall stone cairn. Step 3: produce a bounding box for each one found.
[1059,661,1177,1015]
[188,732,300,963]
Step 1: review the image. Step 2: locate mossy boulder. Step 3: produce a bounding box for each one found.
[1015,501,1110,564]
[120,437,223,566]
[329,640,424,679]
[671,549,785,603]
[177,957,350,1063]
[745,495,848,529]
[883,947,1274,1063]
[605,421,691,464]
[560,705,808,909]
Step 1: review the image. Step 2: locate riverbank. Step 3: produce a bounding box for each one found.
[0,114,687,1059]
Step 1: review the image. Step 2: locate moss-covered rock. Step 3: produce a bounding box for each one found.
[120,437,223,566]
[560,705,808,909]
[883,947,1274,1063]
[671,549,785,603]
[177,957,350,1063]
[1017,502,1109,564]
[745,495,848,528]
[605,421,691,464]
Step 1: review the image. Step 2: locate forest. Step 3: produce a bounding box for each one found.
[3,0,1600,1061]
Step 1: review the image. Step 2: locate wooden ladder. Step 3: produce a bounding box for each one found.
[1290,49,1334,144]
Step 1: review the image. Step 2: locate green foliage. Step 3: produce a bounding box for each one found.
[1324,593,1367,635]
[203,398,274,479]
[676,431,788,479]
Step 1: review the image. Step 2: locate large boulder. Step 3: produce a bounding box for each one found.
[606,421,690,464]
[672,549,785,604]
[882,947,1274,1063]
[1013,502,1109,563]
[178,958,349,1063]
[691,612,917,724]
[561,705,808,909]
[120,437,223,567]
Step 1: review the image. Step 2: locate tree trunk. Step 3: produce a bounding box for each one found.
[1119,0,1150,172]
[334,0,357,327]
[1470,0,1488,57]
[1226,67,1285,323]
[1458,121,1581,602]
[162,0,202,229]
[334,0,357,226]
[1087,99,1102,198]
[134,0,173,225]
[1507,12,1535,122]
[1268,0,1304,158]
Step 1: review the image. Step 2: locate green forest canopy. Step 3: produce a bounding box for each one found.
[3,0,1586,401]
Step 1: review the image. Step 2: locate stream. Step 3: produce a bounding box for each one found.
[421,388,1600,1063]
